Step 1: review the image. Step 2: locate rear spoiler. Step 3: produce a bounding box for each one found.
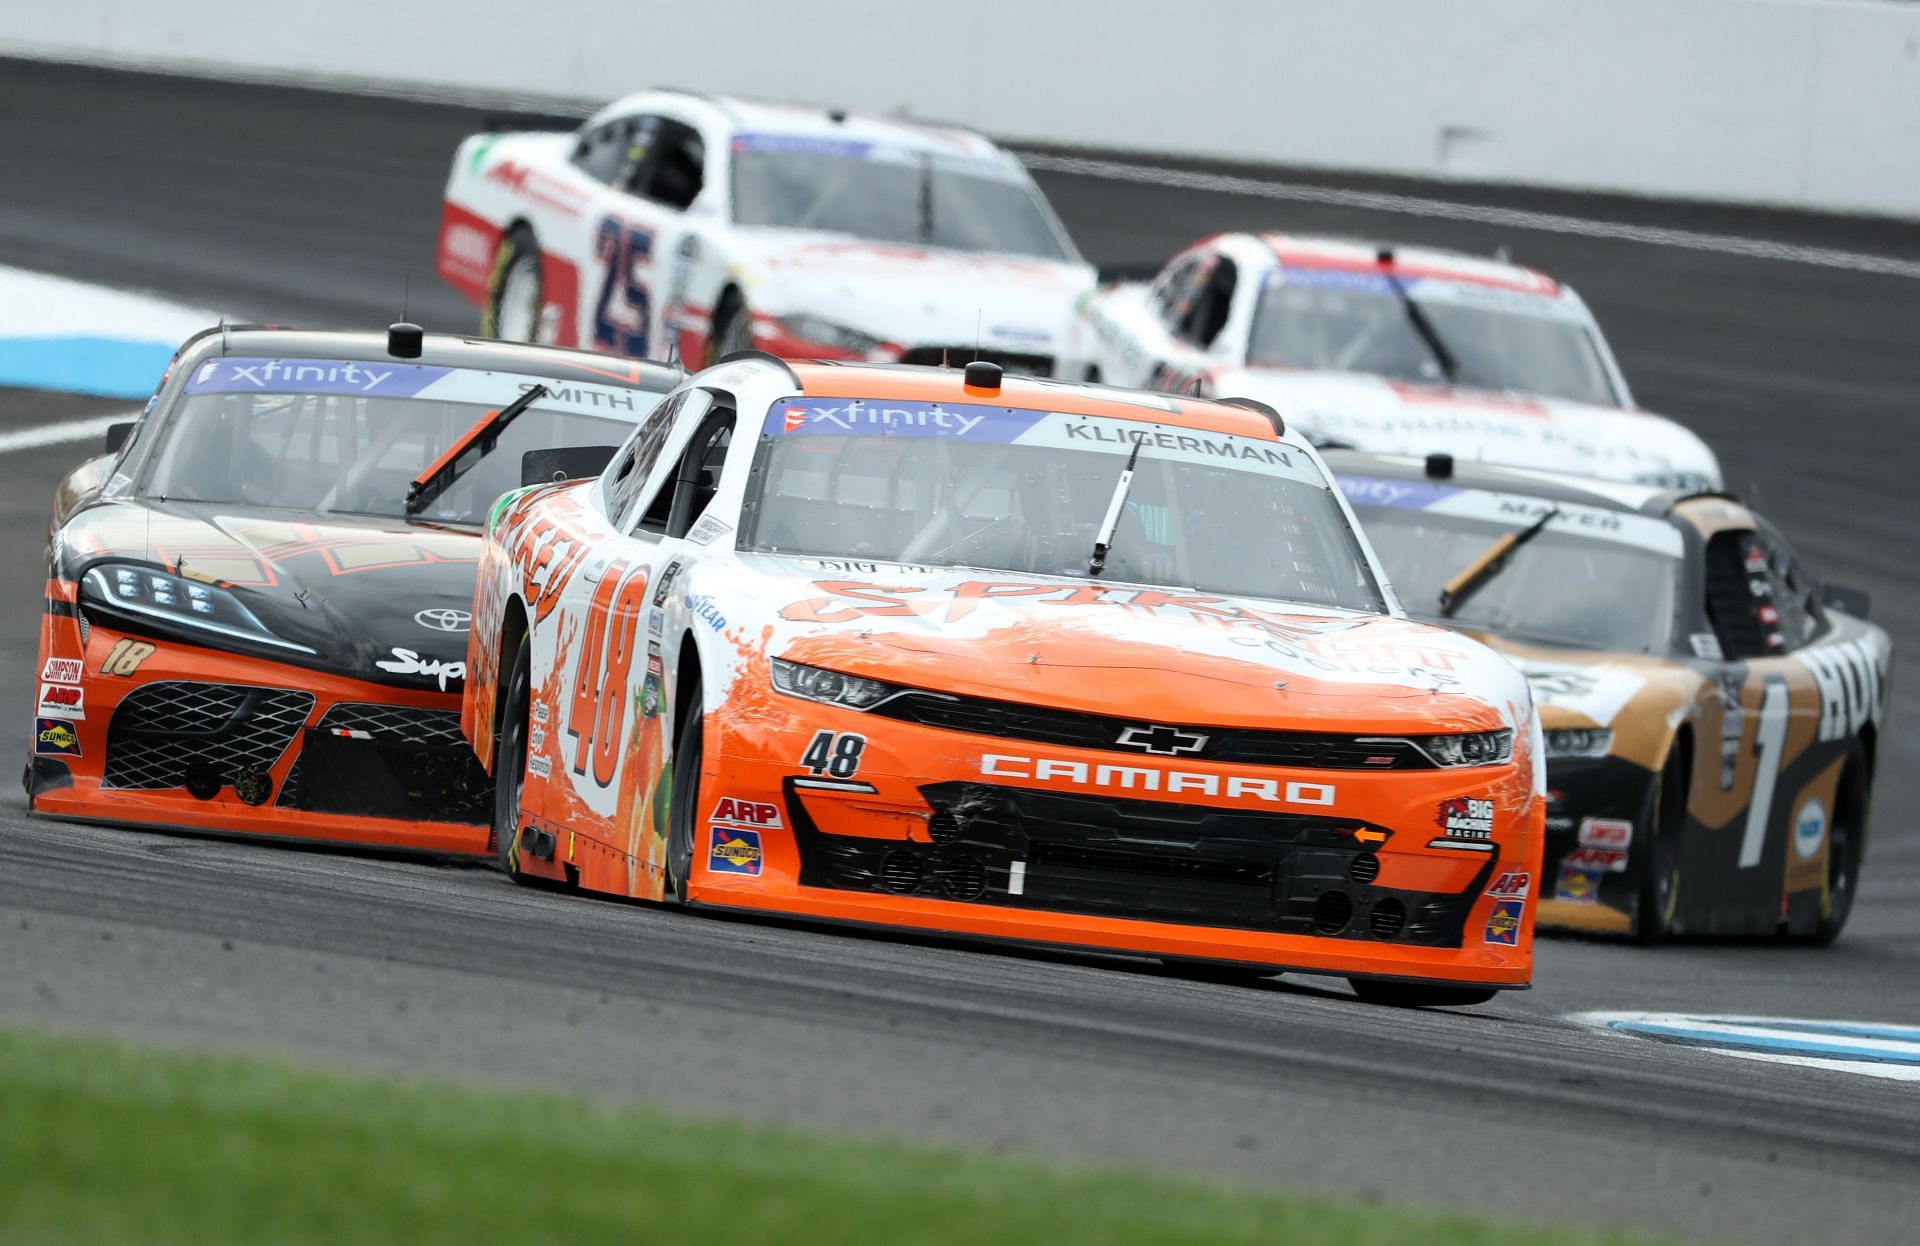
[1095,262,1161,286]
[479,110,589,134]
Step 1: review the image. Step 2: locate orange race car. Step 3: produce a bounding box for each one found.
[465,354,1546,1006]
[29,324,676,853]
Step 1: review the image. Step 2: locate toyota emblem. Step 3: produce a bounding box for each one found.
[414,608,472,633]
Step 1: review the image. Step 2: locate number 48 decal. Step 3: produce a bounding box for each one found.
[801,731,866,779]
[567,562,651,787]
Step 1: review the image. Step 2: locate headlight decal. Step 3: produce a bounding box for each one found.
[81,564,315,654]
[770,657,899,710]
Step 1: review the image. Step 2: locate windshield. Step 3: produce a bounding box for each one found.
[729,136,1073,261]
[139,357,653,525]
[1339,475,1681,652]
[1248,271,1619,406]
[740,397,1385,612]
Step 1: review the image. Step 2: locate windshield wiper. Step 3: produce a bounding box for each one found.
[404,384,550,517]
[1377,247,1458,383]
[1437,506,1560,618]
[1088,437,1144,576]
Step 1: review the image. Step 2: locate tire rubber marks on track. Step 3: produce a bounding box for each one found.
[1022,154,1920,281]
[1573,1011,1920,1082]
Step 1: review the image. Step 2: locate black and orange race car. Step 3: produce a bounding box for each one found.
[1330,451,1891,944]
[28,323,676,853]
[463,353,1549,1007]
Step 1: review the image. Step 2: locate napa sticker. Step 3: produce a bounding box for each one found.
[709,826,763,876]
[34,717,82,756]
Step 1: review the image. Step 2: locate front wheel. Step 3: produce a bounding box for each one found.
[484,226,544,342]
[665,690,704,901]
[1349,979,1499,1009]
[1633,746,1689,945]
[491,635,535,882]
[705,291,752,365]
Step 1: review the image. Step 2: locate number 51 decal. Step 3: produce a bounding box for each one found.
[592,217,653,359]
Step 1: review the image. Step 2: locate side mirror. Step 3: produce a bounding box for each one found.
[1822,584,1871,620]
[521,446,618,488]
[103,421,135,454]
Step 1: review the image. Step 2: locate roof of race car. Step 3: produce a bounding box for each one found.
[173,326,683,391]
[1321,449,1716,518]
[604,88,1012,164]
[788,362,1288,441]
[1212,232,1563,298]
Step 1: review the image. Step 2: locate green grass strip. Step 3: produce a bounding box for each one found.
[0,1028,1665,1245]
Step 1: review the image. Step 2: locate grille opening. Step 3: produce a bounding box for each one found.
[1369,897,1408,939]
[1031,841,1273,887]
[1349,852,1381,885]
[880,851,924,894]
[926,809,964,845]
[937,855,988,901]
[105,682,313,791]
[1312,890,1354,934]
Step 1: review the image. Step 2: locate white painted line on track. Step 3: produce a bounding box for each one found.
[1572,1011,1920,1083]
[1022,154,1920,281]
[0,413,132,455]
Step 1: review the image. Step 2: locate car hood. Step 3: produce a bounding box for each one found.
[706,556,1533,736]
[1212,369,1722,488]
[735,232,1096,354]
[58,500,480,691]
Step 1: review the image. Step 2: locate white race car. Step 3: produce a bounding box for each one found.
[436,90,1094,374]
[1058,233,1722,489]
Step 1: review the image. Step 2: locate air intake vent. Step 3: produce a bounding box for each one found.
[880,851,924,894]
[1369,897,1408,940]
[1312,890,1354,934]
[1349,852,1381,885]
[938,855,987,901]
[927,809,964,845]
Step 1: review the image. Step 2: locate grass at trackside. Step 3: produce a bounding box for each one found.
[0,1029,1669,1246]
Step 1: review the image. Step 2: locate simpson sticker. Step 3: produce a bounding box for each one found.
[709,826,763,876]
[1487,870,1531,900]
[34,718,81,757]
[1793,798,1827,862]
[1565,846,1628,873]
[802,731,867,779]
[1484,899,1523,946]
[1436,796,1495,841]
[1554,865,1602,904]
[35,683,84,721]
[711,797,783,829]
[1578,817,1632,850]
[40,657,83,683]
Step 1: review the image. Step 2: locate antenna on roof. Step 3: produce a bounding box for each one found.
[974,310,982,363]
[402,268,412,323]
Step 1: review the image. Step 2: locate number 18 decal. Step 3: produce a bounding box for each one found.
[592,217,654,359]
[801,731,866,779]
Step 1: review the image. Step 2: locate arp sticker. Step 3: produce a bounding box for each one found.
[1565,846,1628,873]
[1484,898,1524,946]
[34,718,81,757]
[1578,817,1632,850]
[1793,798,1827,862]
[1555,865,1602,904]
[36,683,85,720]
[709,826,763,875]
[40,657,83,683]
[711,797,782,829]
[1436,795,1494,841]
[1487,869,1531,899]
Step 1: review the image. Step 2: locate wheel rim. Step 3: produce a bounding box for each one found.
[496,257,540,342]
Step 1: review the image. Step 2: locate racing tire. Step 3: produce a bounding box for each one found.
[491,635,536,883]
[1632,746,1689,946]
[705,290,752,365]
[1348,979,1499,1009]
[1803,742,1869,947]
[665,689,704,902]
[484,225,544,343]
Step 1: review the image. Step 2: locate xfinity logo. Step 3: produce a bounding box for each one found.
[198,359,396,391]
[798,403,986,436]
[1115,724,1208,756]
[414,608,472,633]
[980,754,1334,807]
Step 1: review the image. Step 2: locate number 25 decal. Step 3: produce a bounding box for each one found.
[592,217,653,358]
[567,563,651,787]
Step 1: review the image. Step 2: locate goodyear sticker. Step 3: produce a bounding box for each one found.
[1484,898,1523,946]
[34,718,81,756]
[709,826,763,876]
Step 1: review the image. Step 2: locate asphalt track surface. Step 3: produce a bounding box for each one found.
[2,61,1917,1244]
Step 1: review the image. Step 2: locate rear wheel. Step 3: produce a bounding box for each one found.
[491,636,534,882]
[1633,747,1689,945]
[484,226,543,342]
[1349,979,1498,1009]
[665,691,704,901]
[1805,742,1869,946]
[705,290,752,364]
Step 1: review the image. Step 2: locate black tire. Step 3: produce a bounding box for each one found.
[483,225,543,342]
[705,290,752,365]
[1633,746,1689,945]
[665,690,704,901]
[491,635,534,882]
[1349,979,1499,1009]
[1805,742,1870,946]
